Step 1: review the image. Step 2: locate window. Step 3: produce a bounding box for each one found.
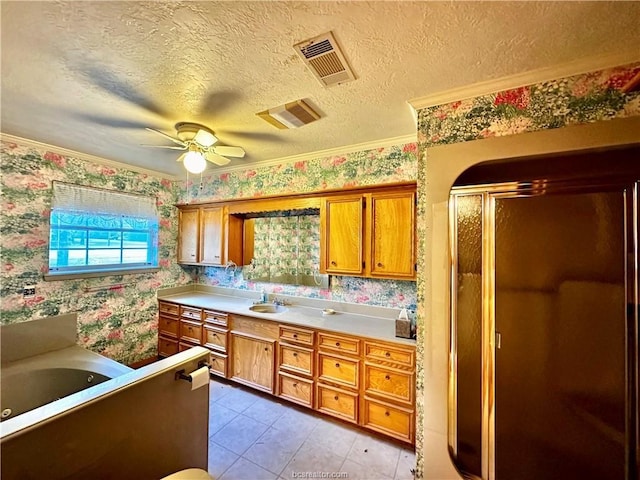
[47,182,159,278]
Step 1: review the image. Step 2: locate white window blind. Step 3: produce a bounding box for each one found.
[52,181,157,219]
[47,182,159,278]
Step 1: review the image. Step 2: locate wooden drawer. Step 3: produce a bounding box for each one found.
[278,343,313,377]
[180,306,202,322]
[159,301,179,316]
[318,332,360,355]
[158,336,178,357]
[316,383,358,423]
[232,315,279,340]
[362,396,414,443]
[278,372,313,408]
[364,363,413,405]
[179,341,199,352]
[208,350,228,378]
[180,319,202,344]
[203,325,228,352]
[279,325,314,347]
[317,352,359,389]
[158,315,179,338]
[204,309,228,327]
[364,341,415,369]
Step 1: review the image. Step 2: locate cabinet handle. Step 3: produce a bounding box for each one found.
[293,383,298,388]
[293,352,298,357]
[335,342,341,347]
[377,262,383,267]
[331,261,337,266]
[385,352,391,357]
[293,334,298,338]
[334,395,339,401]
[385,375,391,380]
[385,411,390,417]
[213,333,217,337]
[264,347,269,351]
[335,363,340,368]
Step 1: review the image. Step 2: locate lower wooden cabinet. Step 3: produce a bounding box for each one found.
[158,336,178,357]
[230,333,275,393]
[317,383,359,423]
[362,396,414,443]
[208,350,228,377]
[277,371,313,408]
[158,300,416,444]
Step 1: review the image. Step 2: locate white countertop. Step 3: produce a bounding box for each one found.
[157,287,416,346]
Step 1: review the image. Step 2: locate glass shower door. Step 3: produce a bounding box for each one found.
[494,189,627,480]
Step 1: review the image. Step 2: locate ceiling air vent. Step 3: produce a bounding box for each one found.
[293,31,356,87]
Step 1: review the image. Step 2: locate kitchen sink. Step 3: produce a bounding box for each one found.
[248,304,288,314]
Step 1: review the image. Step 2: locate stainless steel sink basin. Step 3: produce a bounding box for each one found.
[249,304,287,314]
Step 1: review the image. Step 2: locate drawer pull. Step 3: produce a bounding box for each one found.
[377,262,383,267]
[385,375,391,380]
[334,395,339,401]
[264,347,269,351]
[293,383,298,388]
[331,261,337,266]
[385,411,390,417]
[212,333,217,337]
[293,334,298,338]
[335,363,340,368]
[335,342,341,347]
[292,352,298,357]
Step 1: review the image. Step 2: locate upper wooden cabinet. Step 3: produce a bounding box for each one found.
[320,187,416,280]
[320,196,365,275]
[368,191,416,279]
[177,206,243,266]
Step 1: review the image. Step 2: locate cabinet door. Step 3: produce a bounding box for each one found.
[368,192,416,279]
[200,206,224,265]
[321,196,364,275]
[178,209,200,263]
[230,333,275,393]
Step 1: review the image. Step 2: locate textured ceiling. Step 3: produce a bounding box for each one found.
[2,1,639,177]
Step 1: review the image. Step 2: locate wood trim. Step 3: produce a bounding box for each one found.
[176,181,417,211]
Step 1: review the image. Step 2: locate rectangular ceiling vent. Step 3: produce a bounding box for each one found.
[293,31,356,87]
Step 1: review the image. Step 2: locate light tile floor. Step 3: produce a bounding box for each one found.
[208,378,416,480]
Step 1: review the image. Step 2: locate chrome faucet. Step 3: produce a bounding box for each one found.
[272,297,288,306]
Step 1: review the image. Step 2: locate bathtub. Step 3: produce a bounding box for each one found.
[0,346,133,422]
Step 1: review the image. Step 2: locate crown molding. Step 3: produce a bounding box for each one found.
[210,133,418,175]
[409,50,640,110]
[0,133,180,180]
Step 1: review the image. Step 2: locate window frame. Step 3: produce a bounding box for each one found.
[45,182,160,280]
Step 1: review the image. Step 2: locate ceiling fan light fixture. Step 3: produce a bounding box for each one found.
[183,150,207,174]
[257,99,320,129]
[194,129,218,148]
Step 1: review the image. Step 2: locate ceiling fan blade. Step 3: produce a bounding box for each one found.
[194,129,218,147]
[145,128,187,147]
[141,144,187,150]
[212,145,245,158]
[204,151,231,166]
[176,152,188,162]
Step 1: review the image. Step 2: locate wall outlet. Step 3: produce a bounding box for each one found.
[23,285,36,297]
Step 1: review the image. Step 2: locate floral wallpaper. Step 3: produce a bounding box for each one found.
[417,62,640,147]
[0,140,191,365]
[413,61,640,479]
[179,143,419,203]
[178,143,420,311]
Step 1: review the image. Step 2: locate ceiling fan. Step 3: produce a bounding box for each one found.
[144,122,246,173]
